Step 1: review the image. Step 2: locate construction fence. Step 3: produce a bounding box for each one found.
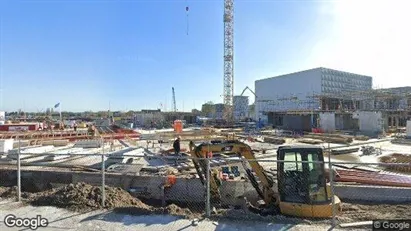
[1,143,411,229]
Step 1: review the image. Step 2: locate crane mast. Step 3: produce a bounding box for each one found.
[172,87,177,112]
[223,0,234,124]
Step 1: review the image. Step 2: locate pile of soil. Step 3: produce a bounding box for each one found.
[30,183,150,212]
[379,153,411,173]
[0,186,18,198]
[4,183,411,223]
[0,183,198,219]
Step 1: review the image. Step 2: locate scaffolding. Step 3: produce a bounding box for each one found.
[256,87,411,128]
[258,88,411,113]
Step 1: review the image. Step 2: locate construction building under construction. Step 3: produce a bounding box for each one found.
[233,95,249,121]
[255,67,411,135]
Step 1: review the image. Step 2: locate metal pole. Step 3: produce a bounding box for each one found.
[328,154,336,227]
[206,157,211,217]
[101,139,105,207]
[17,138,21,202]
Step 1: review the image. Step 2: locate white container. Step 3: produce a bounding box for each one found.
[0,111,5,124]
[0,139,14,153]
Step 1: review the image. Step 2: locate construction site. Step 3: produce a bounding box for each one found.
[1,121,411,229]
[1,1,411,231]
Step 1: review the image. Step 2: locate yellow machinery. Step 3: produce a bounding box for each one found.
[188,140,341,218]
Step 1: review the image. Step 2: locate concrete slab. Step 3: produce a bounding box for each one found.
[43,148,84,161]
[7,146,56,160]
[106,148,145,165]
[74,140,103,148]
[106,164,144,174]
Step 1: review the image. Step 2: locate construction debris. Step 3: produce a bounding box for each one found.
[304,133,353,144]
[360,146,382,156]
[262,136,285,144]
[354,135,369,141]
[379,153,411,173]
[391,138,411,146]
[298,138,323,145]
[331,147,359,155]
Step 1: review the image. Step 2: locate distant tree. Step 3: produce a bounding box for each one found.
[192,109,201,114]
[126,110,134,117]
[201,102,216,117]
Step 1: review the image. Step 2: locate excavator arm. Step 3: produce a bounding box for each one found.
[188,141,222,203]
[188,140,279,206]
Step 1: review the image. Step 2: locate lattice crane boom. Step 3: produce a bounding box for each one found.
[223,0,234,123]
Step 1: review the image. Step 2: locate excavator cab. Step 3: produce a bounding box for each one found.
[277,145,341,218]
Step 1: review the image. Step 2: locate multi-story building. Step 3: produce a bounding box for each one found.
[233,96,249,121]
[255,67,373,124]
[133,111,165,128]
[214,103,225,120]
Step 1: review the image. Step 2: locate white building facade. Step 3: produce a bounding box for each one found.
[255,67,373,123]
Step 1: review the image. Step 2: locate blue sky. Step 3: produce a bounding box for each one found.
[1,0,410,112]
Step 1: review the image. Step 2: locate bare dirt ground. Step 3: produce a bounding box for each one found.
[339,203,411,223]
[0,183,199,219]
[1,183,410,225]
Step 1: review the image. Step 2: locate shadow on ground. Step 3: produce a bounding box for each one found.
[80,210,183,226]
[79,208,298,230]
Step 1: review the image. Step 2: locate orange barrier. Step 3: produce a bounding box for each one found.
[167,175,177,186]
[312,128,324,133]
[173,120,183,133]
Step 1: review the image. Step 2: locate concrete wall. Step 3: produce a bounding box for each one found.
[134,113,165,127]
[319,112,335,132]
[0,169,206,203]
[2,169,411,206]
[334,184,411,203]
[358,111,385,135]
[283,114,312,131]
[407,121,411,137]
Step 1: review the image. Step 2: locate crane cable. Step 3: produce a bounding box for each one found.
[185,0,189,35]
